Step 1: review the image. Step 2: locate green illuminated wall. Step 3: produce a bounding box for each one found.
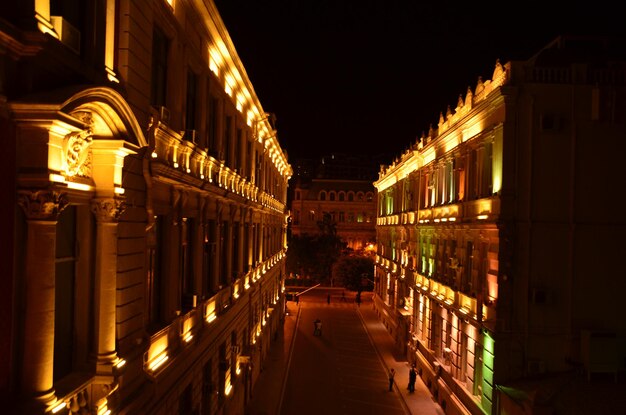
[482,331,495,413]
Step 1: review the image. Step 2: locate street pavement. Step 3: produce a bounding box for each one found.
[245,288,444,415]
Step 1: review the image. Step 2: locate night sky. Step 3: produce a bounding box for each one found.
[214,1,625,163]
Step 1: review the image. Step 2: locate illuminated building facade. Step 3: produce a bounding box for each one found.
[290,178,376,252]
[373,36,626,414]
[0,1,291,414]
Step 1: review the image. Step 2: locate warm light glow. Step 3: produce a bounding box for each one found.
[148,353,168,371]
[51,402,67,413]
[114,187,125,195]
[477,215,488,220]
[183,332,193,343]
[49,173,65,183]
[225,383,233,396]
[151,150,157,158]
[67,181,93,192]
[206,313,216,323]
[115,358,126,369]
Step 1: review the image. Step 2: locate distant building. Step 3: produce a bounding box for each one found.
[0,1,290,414]
[373,35,626,415]
[290,178,376,252]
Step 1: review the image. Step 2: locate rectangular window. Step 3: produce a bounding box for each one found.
[220,222,229,286]
[149,215,165,327]
[224,116,232,164]
[235,127,243,172]
[208,96,218,155]
[54,205,77,382]
[151,26,168,107]
[181,218,195,311]
[185,69,198,132]
[202,360,214,414]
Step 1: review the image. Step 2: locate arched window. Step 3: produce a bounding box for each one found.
[366,192,374,202]
[348,192,354,202]
[338,191,345,201]
[319,191,327,201]
[357,192,364,201]
[329,191,336,201]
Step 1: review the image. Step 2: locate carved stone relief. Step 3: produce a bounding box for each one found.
[17,190,69,220]
[91,198,126,222]
[64,130,93,178]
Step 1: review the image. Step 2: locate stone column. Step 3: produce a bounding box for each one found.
[91,197,125,374]
[18,190,68,408]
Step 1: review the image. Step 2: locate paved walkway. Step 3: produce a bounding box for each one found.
[246,291,444,415]
[356,293,444,415]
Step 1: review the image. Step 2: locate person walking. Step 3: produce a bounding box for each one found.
[327,293,331,304]
[313,319,322,336]
[388,368,395,391]
[408,364,417,393]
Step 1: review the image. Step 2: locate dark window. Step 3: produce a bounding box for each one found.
[181,218,195,311]
[50,0,85,55]
[149,216,165,327]
[54,205,77,381]
[220,222,229,287]
[179,384,193,415]
[151,26,168,107]
[208,97,218,155]
[185,69,198,132]
[224,116,232,165]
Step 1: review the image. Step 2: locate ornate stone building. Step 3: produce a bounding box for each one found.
[0,1,291,414]
[290,178,376,253]
[373,36,626,414]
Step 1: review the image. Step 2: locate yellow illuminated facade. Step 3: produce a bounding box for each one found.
[373,37,626,414]
[291,178,377,252]
[0,1,291,414]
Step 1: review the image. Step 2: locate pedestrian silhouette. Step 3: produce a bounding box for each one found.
[355,292,361,307]
[327,293,331,304]
[313,319,322,336]
[295,294,299,305]
[408,364,417,393]
[388,368,395,391]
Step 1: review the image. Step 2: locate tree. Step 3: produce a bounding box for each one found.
[331,255,375,292]
[314,213,346,285]
[286,213,346,285]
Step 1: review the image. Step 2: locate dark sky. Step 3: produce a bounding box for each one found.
[214,1,624,163]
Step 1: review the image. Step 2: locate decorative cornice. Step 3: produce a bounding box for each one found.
[17,190,69,220]
[91,198,126,222]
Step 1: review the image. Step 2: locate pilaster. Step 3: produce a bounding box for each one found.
[17,190,68,408]
[90,197,125,374]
